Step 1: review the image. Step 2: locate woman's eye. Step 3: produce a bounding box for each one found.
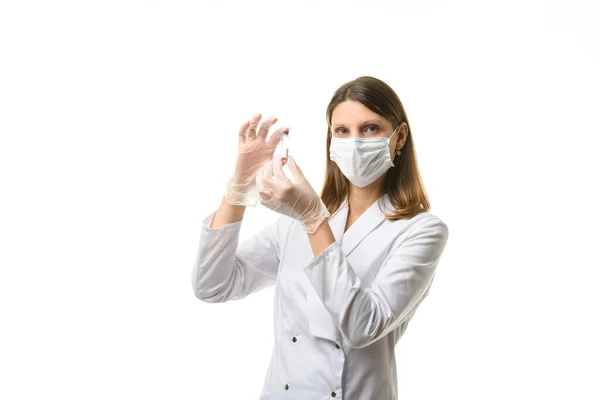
[334,126,379,135]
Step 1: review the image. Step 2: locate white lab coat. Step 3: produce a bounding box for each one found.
[192,193,449,400]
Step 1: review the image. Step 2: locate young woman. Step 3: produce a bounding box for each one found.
[192,76,449,400]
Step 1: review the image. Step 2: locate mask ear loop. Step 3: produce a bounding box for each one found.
[387,124,399,143]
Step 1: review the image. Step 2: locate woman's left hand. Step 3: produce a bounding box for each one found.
[257,155,331,234]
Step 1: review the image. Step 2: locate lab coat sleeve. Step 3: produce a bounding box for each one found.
[302,216,449,349]
[191,211,283,303]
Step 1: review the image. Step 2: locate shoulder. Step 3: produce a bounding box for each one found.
[380,194,448,237]
[411,212,448,235]
[386,211,449,243]
[403,212,450,254]
[385,212,449,261]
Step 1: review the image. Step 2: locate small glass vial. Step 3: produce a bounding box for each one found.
[280,130,290,160]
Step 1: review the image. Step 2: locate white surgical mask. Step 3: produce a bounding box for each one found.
[329,125,398,188]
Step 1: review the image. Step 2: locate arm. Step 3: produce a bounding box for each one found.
[191,196,284,303]
[192,114,289,302]
[211,195,246,228]
[302,216,449,349]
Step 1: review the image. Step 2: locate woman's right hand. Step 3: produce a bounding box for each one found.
[225,114,289,206]
[234,113,288,183]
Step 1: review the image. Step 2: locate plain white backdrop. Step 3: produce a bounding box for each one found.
[1,0,599,399]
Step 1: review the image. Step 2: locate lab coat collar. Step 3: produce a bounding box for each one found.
[306,192,394,342]
[328,197,348,244]
[331,192,394,257]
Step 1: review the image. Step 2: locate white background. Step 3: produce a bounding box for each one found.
[1,0,599,399]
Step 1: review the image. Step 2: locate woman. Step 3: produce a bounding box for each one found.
[192,76,449,399]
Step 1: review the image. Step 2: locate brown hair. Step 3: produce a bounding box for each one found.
[320,76,431,220]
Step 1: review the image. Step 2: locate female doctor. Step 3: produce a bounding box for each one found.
[191,76,449,400]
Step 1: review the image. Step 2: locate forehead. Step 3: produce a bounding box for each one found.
[331,100,383,125]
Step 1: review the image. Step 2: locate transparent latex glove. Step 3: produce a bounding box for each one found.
[225,114,289,206]
[257,154,331,234]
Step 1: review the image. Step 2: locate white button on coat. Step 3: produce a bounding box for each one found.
[192,193,449,400]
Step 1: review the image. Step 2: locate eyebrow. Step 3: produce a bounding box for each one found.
[331,119,384,128]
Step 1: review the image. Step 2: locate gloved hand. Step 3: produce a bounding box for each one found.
[257,154,331,234]
[225,114,289,206]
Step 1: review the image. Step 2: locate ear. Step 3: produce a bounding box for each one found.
[396,122,408,151]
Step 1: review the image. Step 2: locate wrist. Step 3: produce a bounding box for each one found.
[306,215,336,257]
[303,216,328,235]
[211,196,246,228]
[301,202,331,235]
[225,175,258,206]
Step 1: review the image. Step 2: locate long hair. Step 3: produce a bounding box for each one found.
[320,76,431,220]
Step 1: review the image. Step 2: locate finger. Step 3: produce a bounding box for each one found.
[257,116,278,140]
[261,159,274,185]
[285,155,306,182]
[272,152,291,185]
[246,113,262,140]
[267,126,290,148]
[238,120,251,144]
